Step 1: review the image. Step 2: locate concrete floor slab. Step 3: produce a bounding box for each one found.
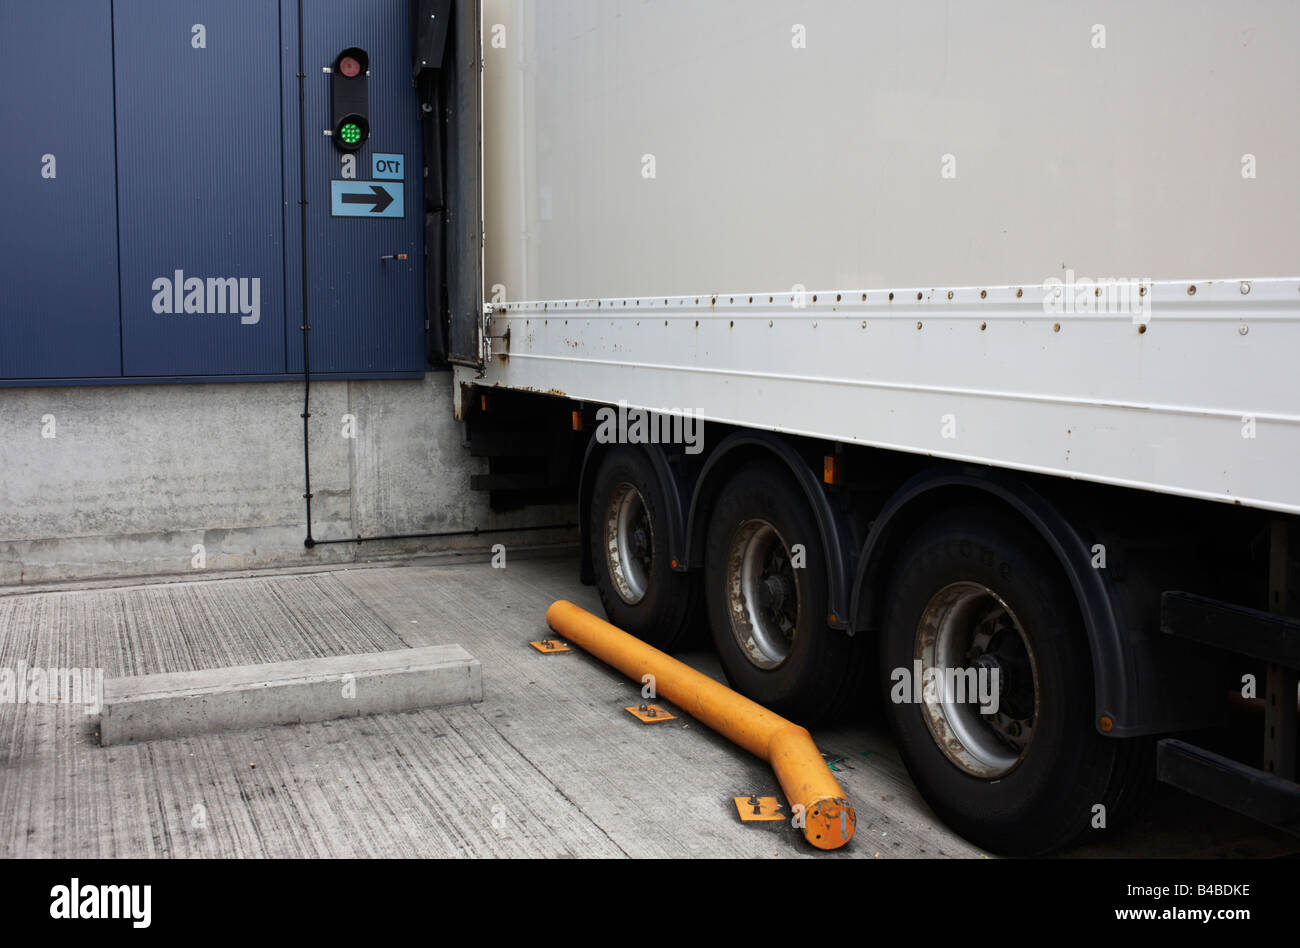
[0,554,1295,858]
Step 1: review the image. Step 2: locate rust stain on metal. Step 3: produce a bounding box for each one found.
[513,385,570,399]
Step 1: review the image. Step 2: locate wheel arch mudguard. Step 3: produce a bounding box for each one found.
[682,431,857,631]
[848,465,1152,736]
[578,438,690,586]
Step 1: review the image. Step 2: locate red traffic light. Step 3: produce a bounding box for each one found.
[333,47,368,78]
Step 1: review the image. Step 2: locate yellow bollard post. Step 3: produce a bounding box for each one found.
[545,600,855,850]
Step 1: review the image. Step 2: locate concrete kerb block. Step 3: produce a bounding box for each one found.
[100,645,481,745]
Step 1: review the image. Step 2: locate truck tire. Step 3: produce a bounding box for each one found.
[879,505,1151,855]
[589,446,701,650]
[703,460,863,724]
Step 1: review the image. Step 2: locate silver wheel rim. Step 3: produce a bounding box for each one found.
[724,520,799,670]
[914,582,1039,778]
[604,483,653,605]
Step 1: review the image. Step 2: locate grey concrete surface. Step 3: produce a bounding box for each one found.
[0,553,1295,858]
[0,373,574,586]
[101,645,482,747]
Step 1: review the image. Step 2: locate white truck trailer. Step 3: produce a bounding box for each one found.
[434,0,1300,854]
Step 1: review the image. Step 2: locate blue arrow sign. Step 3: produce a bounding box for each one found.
[331,180,404,218]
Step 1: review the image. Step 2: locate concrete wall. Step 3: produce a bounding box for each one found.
[0,374,574,587]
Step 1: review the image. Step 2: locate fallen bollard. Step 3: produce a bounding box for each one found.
[546,600,855,850]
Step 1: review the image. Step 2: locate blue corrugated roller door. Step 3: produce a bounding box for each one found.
[114,0,287,377]
[288,0,426,376]
[1,0,428,384]
[0,0,122,380]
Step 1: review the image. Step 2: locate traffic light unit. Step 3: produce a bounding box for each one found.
[331,47,370,152]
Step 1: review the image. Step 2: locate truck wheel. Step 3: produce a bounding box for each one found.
[703,460,862,724]
[879,505,1150,855]
[589,446,700,650]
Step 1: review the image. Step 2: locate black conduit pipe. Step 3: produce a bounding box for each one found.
[295,3,573,551]
[296,0,316,548]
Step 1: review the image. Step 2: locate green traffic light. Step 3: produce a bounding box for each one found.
[340,122,362,145]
